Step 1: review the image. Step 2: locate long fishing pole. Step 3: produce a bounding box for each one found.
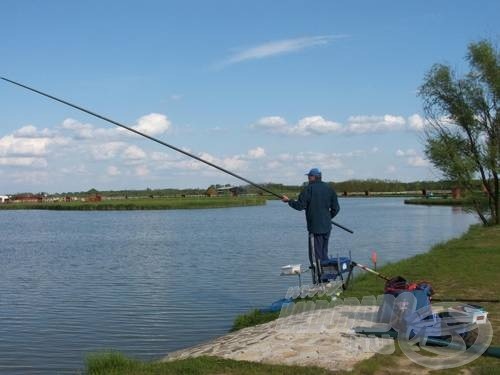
[1,76,352,233]
[351,261,391,281]
[0,77,278,197]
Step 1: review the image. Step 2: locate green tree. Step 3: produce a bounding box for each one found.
[419,40,499,225]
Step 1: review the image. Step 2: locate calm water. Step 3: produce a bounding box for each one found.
[0,198,477,374]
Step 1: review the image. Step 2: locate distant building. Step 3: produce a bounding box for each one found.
[206,185,244,197]
[0,195,9,203]
[87,194,102,202]
[205,187,217,197]
[12,194,43,203]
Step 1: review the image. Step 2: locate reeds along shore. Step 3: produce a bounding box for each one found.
[0,196,267,210]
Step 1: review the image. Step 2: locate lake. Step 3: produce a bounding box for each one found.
[0,198,478,374]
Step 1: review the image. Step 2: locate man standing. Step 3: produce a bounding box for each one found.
[282,168,340,283]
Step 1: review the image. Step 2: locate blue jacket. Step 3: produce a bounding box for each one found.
[288,181,340,234]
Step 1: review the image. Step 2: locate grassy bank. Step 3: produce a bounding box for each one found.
[344,224,500,374]
[86,224,500,374]
[404,197,467,206]
[0,196,266,210]
[85,353,333,375]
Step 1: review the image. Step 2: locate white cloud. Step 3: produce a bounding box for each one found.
[407,156,430,167]
[395,148,430,168]
[247,147,266,159]
[386,165,397,173]
[0,157,47,167]
[293,116,342,135]
[60,164,89,175]
[0,134,53,156]
[150,151,176,162]
[396,149,417,157]
[266,161,282,169]
[407,114,425,131]
[91,142,127,160]
[123,145,147,160]
[252,115,341,135]
[252,116,288,131]
[10,171,50,184]
[283,151,343,170]
[135,165,150,176]
[107,165,121,176]
[218,35,345,67]
[252,114,418,136]
[278,153,294,161]
[61,118,95,139]
[14,125,54,138]
[133,113,171,136]
[221,156,247,171]
[61,113,171,140]
[346,115,406,134]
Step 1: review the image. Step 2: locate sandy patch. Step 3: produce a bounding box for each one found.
[164,303,394,371]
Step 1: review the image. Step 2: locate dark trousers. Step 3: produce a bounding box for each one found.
[309,232,330,261]
[308,232,330,284]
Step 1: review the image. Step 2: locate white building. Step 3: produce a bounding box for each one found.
[0,195,9,203]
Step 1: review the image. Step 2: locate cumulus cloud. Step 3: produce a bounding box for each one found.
[91,142,127,160]
[0,157,48,167]
[396,149,417,157]
[346,115,406,134]
[395,148,430,168]
[135,165,150,177]
[293,116,342,135]
[252,116,341,135]
[0,131,65,157]
[386,165,397,174]
[407,114,426,131]
[61,119,95,139]
[61,113,171,140]
[278,151,343,170]
[14,125,54,138]
[122,145,147,160]
[252,113,427,136]
[407,156,430,167]
[133,113,171,136]
[247,147,266,159]
[252,116,288,131]
[107,165,121,176]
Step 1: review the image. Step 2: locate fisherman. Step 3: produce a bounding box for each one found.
[282,168,340,283]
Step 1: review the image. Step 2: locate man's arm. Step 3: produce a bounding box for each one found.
[282,189,308,211]
[330,189,340,218]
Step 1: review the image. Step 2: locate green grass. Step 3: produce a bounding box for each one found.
[85,224,500,374]
[85,352,334,375]
[0,196,266,210]
[345,224,500,374]
[230,309,280,332]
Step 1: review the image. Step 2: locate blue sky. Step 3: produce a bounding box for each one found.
[1,1,499,193]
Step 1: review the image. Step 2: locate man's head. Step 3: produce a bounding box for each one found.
[306,168,322,182]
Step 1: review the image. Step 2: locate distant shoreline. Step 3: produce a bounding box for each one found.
[0,196,266,210]
[404,197,466,206]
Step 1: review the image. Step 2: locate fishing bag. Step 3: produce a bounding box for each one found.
[377,276,434,327]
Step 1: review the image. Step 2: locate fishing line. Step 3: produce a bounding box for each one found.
[1,76,353,233]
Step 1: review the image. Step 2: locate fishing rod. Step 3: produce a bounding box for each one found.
[351,261,391,281]
[1,76,352,233]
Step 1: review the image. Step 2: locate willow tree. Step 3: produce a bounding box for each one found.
[419,40,499,225]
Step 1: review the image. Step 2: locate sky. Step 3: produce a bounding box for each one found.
[1,1,499,193]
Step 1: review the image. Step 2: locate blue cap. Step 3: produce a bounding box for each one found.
[306,168,321,177]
